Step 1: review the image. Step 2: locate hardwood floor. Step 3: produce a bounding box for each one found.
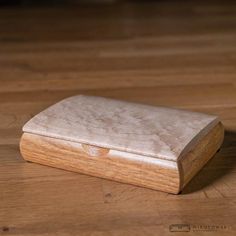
[0,1,236,235]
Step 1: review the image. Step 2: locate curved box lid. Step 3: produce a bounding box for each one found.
[22,95,219,162]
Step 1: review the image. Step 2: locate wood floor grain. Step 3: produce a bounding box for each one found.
[0,1,236,235]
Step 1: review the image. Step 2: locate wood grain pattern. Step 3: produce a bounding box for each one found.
[1,1,236,235]
[21,95,219,162]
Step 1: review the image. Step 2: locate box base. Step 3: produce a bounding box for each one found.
[20,122,224,194]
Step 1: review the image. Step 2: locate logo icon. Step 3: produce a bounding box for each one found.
[169,224,191,232]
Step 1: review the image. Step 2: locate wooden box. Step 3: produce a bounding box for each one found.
[20,95,224,194]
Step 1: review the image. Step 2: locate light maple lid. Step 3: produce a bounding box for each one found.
[23,95,219,162]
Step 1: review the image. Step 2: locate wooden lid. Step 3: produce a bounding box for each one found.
[23,95,219,162]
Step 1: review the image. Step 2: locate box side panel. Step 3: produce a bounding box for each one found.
[179,122,224,189]
[20,133,181,194]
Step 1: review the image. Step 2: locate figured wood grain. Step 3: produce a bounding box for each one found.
[1,1,236,235]
[22,95,219,162]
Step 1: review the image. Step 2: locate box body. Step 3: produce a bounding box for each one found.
[20,95,224,194]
